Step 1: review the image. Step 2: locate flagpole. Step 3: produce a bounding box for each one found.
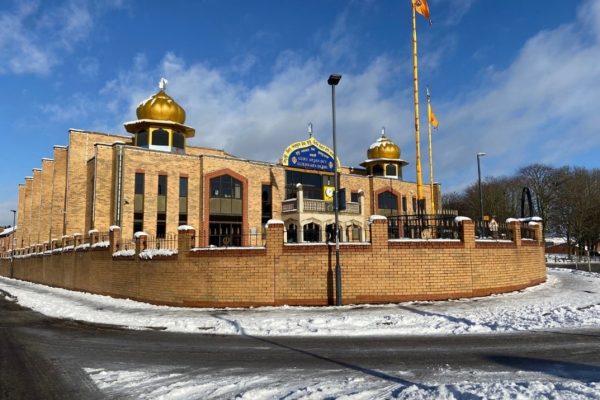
[412,2,425,213]
[427,86,435,214]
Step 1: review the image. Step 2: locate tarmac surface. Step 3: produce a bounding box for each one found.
[1,292,599,399]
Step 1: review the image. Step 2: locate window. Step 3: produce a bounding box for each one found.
[303,222,321,242]
[137,130,148,147]
[210,175,242,215]
[172,131,185,149]
[402,196,408,213]
[261,185,272,226]
[152,129,169,146]
[372,165,384,176]
[179,176,188,226]
[285,170,324,200]
[412,197,417,213]
[286,223,297,243]
[385,164,397,177]
[133,173,144,233]
[351,192,360,203]
[209,175,244,247]
[377,191,398,216]
[157,175,167,236]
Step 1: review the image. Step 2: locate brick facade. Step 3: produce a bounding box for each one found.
[0,220,546,308]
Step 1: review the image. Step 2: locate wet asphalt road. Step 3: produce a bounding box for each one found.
[1,293,599,399]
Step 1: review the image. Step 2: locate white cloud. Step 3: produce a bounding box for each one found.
[37,0,600,197]
[436,0,600,190]
[0,0,120,75]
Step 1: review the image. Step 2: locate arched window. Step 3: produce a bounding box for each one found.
[209,175,244,247]
[136,130,148,147]
[303,222,321,242]
[152,129,169,146]
[372,165,384,176]
[209,175,242,215]
[172,131,185,149]
[286,223,297,243]
[377,191,398,216]
[385,164,397,177]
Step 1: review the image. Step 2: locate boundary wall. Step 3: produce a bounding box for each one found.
[0,219,546,308]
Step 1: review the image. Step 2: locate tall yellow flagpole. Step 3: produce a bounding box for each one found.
[411,2,425,213]
[427,86,436,214]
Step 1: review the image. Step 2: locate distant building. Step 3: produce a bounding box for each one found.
[13,82,438,249]
[0,226,16,253]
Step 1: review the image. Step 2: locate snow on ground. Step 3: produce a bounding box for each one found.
[2,268,600,399]
[0,268,599,336]
[83,367,600,400]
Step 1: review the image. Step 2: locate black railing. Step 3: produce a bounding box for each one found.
[387,214,461,240]
[475,221,512,240]
[146,234,178,250]
[115,240,135,251]
[208,232,264,247]
[520,223,537,240]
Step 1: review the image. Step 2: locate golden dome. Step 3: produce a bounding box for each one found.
[136,83,186,124]
[367,128,400,159]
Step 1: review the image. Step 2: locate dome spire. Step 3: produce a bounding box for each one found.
[159,77,168,91]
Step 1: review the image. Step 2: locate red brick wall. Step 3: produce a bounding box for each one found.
[0,220,546,308]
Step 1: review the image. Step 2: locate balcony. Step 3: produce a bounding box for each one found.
[282,198,360,215]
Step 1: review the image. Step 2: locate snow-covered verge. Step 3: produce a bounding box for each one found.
[83,367,600,400]
[0,268,599,337]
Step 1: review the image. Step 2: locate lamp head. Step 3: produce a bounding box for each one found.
[328,74,342,86]
[477,152,486,157]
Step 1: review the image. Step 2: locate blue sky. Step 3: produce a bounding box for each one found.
[1,0,599,226]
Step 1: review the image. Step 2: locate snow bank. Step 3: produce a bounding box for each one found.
[138,249,178,259]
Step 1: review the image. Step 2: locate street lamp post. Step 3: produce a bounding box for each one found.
[10,209,16,279]
[328,73,342,306]
[476,153,486,238]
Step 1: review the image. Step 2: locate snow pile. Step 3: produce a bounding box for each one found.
[454,216,471,223]
[0,269,599,337]
[91,241,110,249]
[134,231,148,238]
[113,249,135,257]
[139,249,177,259]
[109,225,120,232]
[75,243,90,251]
[177,225,195,231]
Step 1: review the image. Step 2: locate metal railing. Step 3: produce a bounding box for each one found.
[145,234,178,250]
[475,221,513,240]
[208,231,264,247]
[387,214,461,240]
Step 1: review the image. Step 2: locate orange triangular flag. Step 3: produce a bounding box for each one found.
[430,108,439,129]
[413,0,431,24]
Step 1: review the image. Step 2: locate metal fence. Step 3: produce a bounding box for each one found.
[387,214,461,240]
[474,221,513,240]
[145,234,178,250]
[208,231,264,247]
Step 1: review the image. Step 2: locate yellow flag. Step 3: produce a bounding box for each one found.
[412,0,431,23]
[429,104,439,129]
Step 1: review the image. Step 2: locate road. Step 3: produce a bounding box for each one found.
[1,293,599,399]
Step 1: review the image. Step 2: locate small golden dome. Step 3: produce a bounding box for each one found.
[136,80,186,124]
[367,128,400,159]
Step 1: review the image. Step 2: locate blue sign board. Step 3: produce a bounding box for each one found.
[287,145,335,172]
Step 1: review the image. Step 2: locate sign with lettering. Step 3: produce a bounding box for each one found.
[281,137,340,173]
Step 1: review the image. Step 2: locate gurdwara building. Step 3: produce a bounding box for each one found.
[14,82,438,249]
